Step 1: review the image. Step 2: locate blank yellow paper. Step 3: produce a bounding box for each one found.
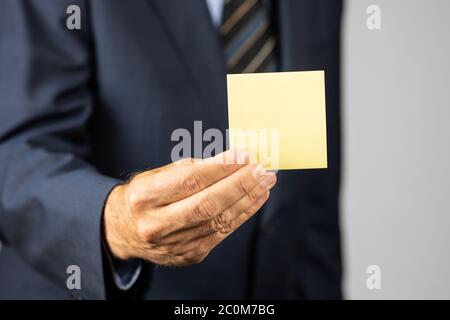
[227,70,327,170]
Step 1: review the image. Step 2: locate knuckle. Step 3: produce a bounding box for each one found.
[234,178,249,197]
[136,220,150,241]
[218,164,231,176]
[126,186,145,210]
[136,220,163,243]
[193,197,218,219]
[241,207,253,219]
[182,170,204,194]
[211,212,234,234]
[246,188,259,203]
[198,221,215,236]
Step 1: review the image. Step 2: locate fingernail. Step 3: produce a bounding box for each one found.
[259,173,276,190]
[252,164,266,179]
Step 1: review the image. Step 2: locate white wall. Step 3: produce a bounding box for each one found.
[342,0,450,299]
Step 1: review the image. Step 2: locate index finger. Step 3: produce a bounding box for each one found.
[137,149,251,206]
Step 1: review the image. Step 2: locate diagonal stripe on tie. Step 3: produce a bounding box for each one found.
[220,0,278,74]
[221,0,259,44]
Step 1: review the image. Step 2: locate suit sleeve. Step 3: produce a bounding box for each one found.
[0,0,119,299]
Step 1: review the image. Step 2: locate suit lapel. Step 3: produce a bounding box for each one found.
[145,0,228,124]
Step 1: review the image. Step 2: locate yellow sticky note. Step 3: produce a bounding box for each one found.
[227,70,327,170]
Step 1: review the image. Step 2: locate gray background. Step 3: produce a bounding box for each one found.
[342,0,450,299]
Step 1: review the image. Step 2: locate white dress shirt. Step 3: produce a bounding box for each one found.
[205,0,224,27]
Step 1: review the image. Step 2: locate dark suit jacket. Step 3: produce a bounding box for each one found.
[0,0,343,299]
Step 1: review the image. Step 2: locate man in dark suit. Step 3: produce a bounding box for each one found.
[0,0,342,299]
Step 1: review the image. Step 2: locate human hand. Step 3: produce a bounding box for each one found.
[103,150,277,266]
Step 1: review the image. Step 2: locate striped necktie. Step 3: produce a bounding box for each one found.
[220,0,278,74]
